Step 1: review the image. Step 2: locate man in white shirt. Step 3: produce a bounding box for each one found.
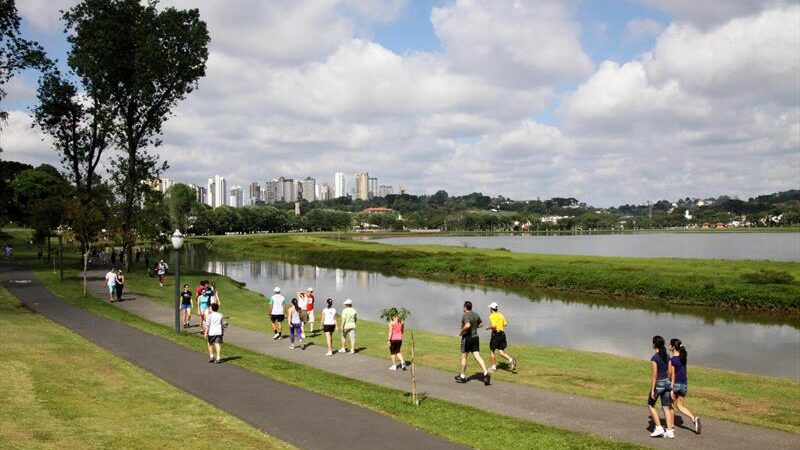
[269,287,285,339]
[104,268,117,302]
[206,303,225,364]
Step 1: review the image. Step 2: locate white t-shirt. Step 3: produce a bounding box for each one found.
[297,296,308,310]
[288,307,302,324]
[322,307,337,325]
[207,311,224,336]
[269,294,285,315]
[105,271,117,286]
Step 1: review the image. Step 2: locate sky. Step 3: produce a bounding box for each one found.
[2,0,799,206]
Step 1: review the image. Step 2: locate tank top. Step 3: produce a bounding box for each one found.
[390,321,403,341]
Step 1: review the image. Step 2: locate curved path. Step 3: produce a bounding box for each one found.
[0,264,465,450]
[81,271,800,450]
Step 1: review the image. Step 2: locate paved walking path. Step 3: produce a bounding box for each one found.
[81,270,800,450]
[0,264,465,450]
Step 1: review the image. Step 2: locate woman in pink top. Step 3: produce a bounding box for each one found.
[387,313,407,371]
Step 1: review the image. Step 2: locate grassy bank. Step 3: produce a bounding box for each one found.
[0,285,294,450]
[29,268,641,450]
[199,234,800,314]
[117,267,800,434]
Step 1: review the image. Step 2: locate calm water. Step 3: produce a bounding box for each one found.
[375,233,800,261]
[183,253,800,379]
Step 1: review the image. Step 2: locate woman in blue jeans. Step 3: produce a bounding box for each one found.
[647,335,675,439]
[670,338,701,434]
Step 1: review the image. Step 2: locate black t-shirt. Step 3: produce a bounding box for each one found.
[651,353,669,379]
[181,291,192,305]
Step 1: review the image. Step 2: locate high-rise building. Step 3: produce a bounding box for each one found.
[356,171,369,201]
[398,185,406,195]
[229,185,243,208]
[207,177,215,207]
[190,184,207,204]
[207,175,227,208]
[302,177,316,202]
[280,177,297,203]
[378,185,393,197]
[368,177,377,199]
[334,172,346,198]
[249,182,261,205]
[158,177,175,194]
[265,179,279,204]
[320,183,333,201]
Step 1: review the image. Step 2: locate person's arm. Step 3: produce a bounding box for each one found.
[649,361,657,399]
[669,360,676,399]
[459,321,470,336]
[215,290,221,306]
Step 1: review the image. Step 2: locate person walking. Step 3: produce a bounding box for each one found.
[306,287,316,334]
[287,298,305,349]
[297,291,308,338]
[110,247,117,265]
[670,338,701,435]
[114,269,125,302]
[206,303,225,364]
[209,281,220,308]
[322,298,336,356]
[387,310,407,370]
[180,283,193,328]
[198,286,211,334]
[269,287,285,339]
[648,335,675,439]
[156,260,168,287]
[486,302,517,372]
[104,268,117,302]
[339,298,357,354]
[455,301,490,386]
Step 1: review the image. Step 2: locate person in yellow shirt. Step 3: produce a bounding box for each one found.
[486,302,517,372]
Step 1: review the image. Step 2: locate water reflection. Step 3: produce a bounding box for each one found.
[187,256,799,379]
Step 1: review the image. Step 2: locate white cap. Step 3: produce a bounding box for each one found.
[488,301,498,310]
[273,287,281,293]
[308,287,314,292]
[344,298,353,305]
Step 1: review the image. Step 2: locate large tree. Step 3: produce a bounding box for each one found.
[63,0,209,268]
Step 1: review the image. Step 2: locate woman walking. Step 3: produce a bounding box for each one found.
[198,286,211,334]
[287,298,305,349]
[114,269,125,302]
[208,281,220,308]
[306,287,316,334]
[670,338,701,434]
[180,284,193,328]
[322,298,336,356]
[648,335,675,439]
[387,310,407,370]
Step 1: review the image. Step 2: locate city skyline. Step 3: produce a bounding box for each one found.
[3,1,798,207]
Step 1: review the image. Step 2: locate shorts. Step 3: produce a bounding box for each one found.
[342,328,356,340]
[180,303,191,310]
[199,304,209,314]
[107,284,115,293]
[207,335,223,344]
[389,340,403,355]
[307,310,315,322]
[270,314,285,323]
[323,324,336,333]
[672,383,687,397]
[460,335,480,354]
[490,331,508,351]
[647,379,672,407]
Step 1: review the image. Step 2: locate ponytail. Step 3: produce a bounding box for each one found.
[653,335,668,364]
[671,338,687,365]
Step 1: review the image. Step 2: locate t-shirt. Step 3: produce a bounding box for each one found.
[180,291,192,305]
[207,288,217,304]
[461,311,482,337]
[195,285,206,297]
[207,311,224,336]
[269,294,285,315]
[306,294,315,311]
[671,356,687,384]
[489,311,507,332]
[322,307,337,325]
[651,353,670,380]
[340,307,357,329]
[390,321,404,341]
[297,296,308,311]
[105,271,117,286]
[288,307,302,324]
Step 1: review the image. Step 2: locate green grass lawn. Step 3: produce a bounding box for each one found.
[114,266,800,434]
[0,285,294,450]
[29,268,641,450]
[198,234,800,314]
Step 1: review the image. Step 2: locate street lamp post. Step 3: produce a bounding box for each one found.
[171,229,184,334]
[56,226,64,281]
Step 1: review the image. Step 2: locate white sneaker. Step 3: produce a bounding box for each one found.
[326,350,333,356]
[273,333,279,340]
[490,365,497,372]
[389,365,397,371]
[650,426,665,438]
[289,344,295,349]
[665,429,675,439]
[349,349,356,354]
[338,348,346,353]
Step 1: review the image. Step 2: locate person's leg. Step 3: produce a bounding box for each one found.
[390,352,397,367]
[397,351,405,368]
[675,396,696,422]
[340,330,347,352]
[459,352,468,377]
[325,331,332,352]
[498,349,513,363]
[349,329,356,352]
[663,405,674,436]
[472,351,489,374]
[214,342,221,361]
[648,404,662,431]
[207,341,214,361]
[489,349,497,368]
[289,324,297,345]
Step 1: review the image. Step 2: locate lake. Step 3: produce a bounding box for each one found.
[374,232,800,261]
[182,252,800,379]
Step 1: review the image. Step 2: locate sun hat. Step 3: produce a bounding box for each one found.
[488,301,499,310]
[344,298,353,305]
[273,287,281,293]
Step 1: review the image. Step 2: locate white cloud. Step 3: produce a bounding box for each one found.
[634,0,796,27]
[431,0,593,88]
[17,0,75,33]
[625,18,665,42]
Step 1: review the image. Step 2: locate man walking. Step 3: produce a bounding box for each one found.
[339,298,358,354]
[206,303,225,364]
[104,267,117,302]
[269,287,285,339]
[455,301,490,386]
[487,302,517,372]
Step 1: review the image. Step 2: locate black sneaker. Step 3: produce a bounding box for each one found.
[455,375,467,383]
[483,374,491,386]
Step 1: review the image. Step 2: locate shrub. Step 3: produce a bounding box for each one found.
[741,269,795,285]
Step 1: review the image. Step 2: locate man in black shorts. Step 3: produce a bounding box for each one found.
[455,301,490,385]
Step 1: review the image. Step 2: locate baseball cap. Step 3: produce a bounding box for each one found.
[273,287,281,293]
[488,301,498,310]
[344,298,353,305]
[308,287,314,292]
